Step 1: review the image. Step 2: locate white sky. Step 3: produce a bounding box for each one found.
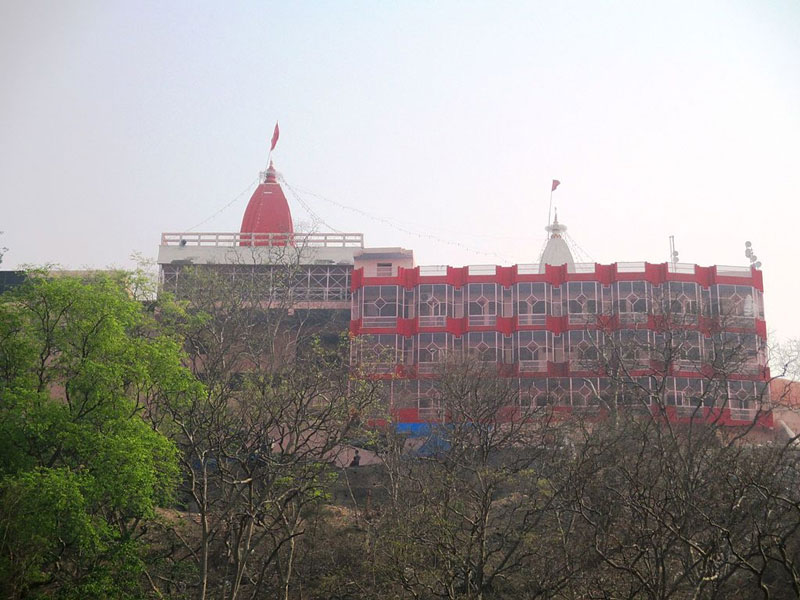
[1,1,799,342]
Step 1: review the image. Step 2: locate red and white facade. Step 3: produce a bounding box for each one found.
[158,154,772,429]
[349,259,771,427]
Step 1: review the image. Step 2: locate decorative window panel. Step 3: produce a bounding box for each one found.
[599,376,652,407]
[466,332,500,362]
[571,378,599,408]
[713,284,757,327]
[615,329,652,370]
[614,281,649,323]
[567,330,600,370]
[666,377,704,409]
[515,282,549,325]
[391,380,419,410]
[516,330,549,372]
[520,378,549,407]
[710,332,761,374]
[418,380,443,421]
[666,282,700,322]
[548,378,571,406]
[466,283,498,326]
[565,282,598,324]
[362,285,400,327]
[356,334,401,373]
[418,284,451,327]
[417,332,451,373]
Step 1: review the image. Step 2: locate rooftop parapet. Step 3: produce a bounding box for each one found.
[161,232,364,248]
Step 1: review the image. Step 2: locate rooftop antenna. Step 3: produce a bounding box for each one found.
[744,241,762,270]
[669,235,679,271]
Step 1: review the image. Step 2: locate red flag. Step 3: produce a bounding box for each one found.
[551,179,561,192]
[270,122,280,152]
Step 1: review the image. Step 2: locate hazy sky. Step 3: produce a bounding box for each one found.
[1,1,799,341]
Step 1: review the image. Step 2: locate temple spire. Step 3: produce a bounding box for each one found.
[539,211,575,273]
[240,156,294,246]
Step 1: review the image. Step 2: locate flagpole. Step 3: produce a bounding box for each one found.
[547,187,553,227]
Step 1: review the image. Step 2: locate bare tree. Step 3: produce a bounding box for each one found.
[367,357,577,599]
[150,249,381,600]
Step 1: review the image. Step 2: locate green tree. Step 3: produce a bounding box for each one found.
[0,272,196,599]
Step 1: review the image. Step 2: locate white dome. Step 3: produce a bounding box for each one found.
[538,218,575,273]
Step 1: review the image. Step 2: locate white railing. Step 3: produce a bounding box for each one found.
[729,408,758,421]
[573,263,597,273]
[517,314,547,326]
[468,264,497,275]
[361,316,398,328]
[468,314,497,327]
[716,265,753,277]
[419,265,449,276]
[616,261,647,272]
[667,262,696,274]
[675,405,706,419]
[418,315,447,328]
[518,359,547,372]
[161,231,364,248]
[517,264,541,274]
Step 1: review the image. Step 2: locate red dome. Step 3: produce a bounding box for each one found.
[239,161,294,246]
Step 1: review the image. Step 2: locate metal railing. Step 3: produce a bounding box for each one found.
[161,232,364,248]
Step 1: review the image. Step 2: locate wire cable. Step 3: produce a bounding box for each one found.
[184,177,259,232]
[282,180,512,262]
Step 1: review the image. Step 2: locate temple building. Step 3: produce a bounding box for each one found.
[157,154,771,429]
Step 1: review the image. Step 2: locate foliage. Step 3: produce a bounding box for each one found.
[0,272,194,599]
[4,268,800,599]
